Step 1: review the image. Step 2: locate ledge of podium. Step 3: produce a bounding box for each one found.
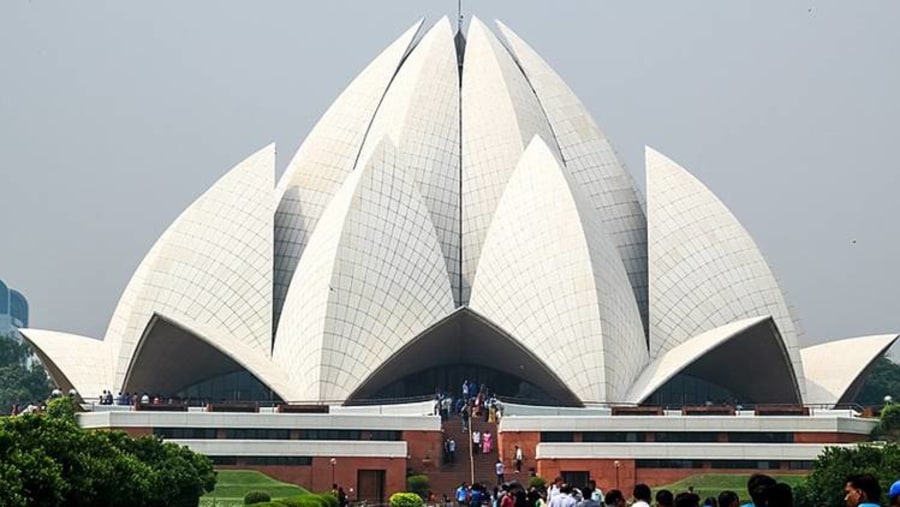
[611,406,663,416]
[754,405,809,416]
[276,404,330,414]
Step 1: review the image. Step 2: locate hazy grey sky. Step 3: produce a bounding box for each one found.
[1,1,897,352]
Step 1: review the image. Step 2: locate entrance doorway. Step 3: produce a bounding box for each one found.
[357,469,386,503]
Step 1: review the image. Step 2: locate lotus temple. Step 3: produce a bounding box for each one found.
[21,16,898,497]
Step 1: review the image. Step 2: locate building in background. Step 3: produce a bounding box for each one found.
[14,15,900,498]
[21,16,896,410]
[0,278,29,343]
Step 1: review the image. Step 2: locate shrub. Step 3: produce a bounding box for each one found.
[245,490,272,504]
[277,495,325,507]
[406,474,430,499]
[318,493,340,507]
[0,410,215,506]
[881,403,900,439]
[390,492,425,507]
[793,442,900,507]
[529,476,547,490]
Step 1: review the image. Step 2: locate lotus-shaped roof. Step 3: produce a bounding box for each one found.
[22,17,897,407]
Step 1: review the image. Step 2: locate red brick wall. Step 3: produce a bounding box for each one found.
[116,427,152,437]
[794,432,867,443]
[537,459,636,492]
[310,457,406,497]
[498,431,540,474]
[404,430,445,474]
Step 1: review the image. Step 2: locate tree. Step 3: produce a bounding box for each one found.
[0,399,216,506]
[855,357,900,406]
[793,443,900,507]
[879,403,900,440]
[0,336,51,413]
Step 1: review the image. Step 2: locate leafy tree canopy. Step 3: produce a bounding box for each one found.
[0,397,216,507]
[856,357,900,406]
[794,443,900,507]
[0,336,50,413]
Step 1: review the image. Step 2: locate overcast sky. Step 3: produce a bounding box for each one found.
[1,1,897,353]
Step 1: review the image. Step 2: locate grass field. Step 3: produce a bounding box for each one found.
[200,469,309,507]
[651,474,807,501]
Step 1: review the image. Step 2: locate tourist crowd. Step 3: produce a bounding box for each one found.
[433,380,505,428]
[440,473,900,507]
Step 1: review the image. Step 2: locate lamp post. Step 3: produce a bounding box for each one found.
[614,460,620,490]
[330,457,337,486]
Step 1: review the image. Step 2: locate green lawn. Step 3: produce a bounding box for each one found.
[200,469,309,507]
[651,474,807,501]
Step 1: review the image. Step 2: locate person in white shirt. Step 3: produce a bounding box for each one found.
[473,430,481,454]
[588,480,604,504]
[632,484,652,507]
[549,485,577,507]
[494,460,505,486]
[548,478,562,500]
[514,445,524,473]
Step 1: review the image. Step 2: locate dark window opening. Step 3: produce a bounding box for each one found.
[298,429,362,440]
[635,460,704,469]
[209,456,311,466]
[727,432,794,443]
[154,427,217,439]
[562,471,590,490]
[582,432,646,442]
[224,428,290,440]
[653,432,718,443]
[369,363,558,403]
[540,432,575,443]
[710,460,781,470]
[177,370,277,403]
[644,373,739,408]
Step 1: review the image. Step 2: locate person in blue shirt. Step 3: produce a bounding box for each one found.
[888,480,900,507]
[457,483,469,507]
[844,474,881,507]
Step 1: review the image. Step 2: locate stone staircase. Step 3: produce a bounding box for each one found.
[427,413,500,499]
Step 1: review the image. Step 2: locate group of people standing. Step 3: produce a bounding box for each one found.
[432,380,505,430]
[98,390,157,406]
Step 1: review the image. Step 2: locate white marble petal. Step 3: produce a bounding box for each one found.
[497,20,649,335]
[357,18,462,304]
[273,20,424,330]
[108,145,275,387]
[470,137,646,403]
[646,146,806,397]
[460,16,561,304]
[20,329,111,401]
[625,316,770,404]
[803,334,899,406]
[273,139,455,402]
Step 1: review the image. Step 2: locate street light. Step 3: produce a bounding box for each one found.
[330,458,337,485]
[614,460,620,490]
[885,395,893,404]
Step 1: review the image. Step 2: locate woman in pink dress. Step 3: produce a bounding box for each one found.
[482,431,493,453]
